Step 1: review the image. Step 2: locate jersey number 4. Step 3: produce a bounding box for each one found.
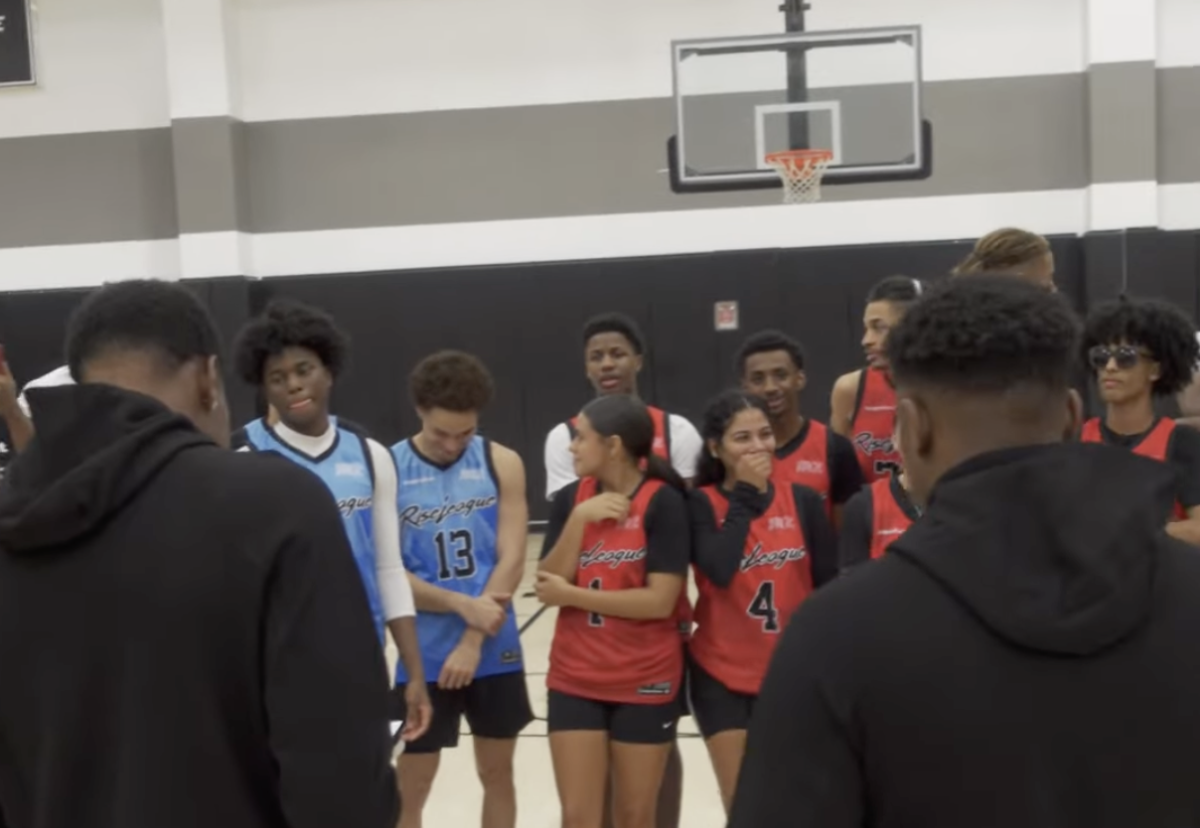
[747,581,780,633]
[434,529,477,581]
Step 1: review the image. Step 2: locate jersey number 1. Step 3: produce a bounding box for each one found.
[747,581,780,633]
[434,529,477,580]
[587,578,603,627]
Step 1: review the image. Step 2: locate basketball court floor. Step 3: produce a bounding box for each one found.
[386,535,726,828]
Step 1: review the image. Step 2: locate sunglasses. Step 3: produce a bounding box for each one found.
[1088,344,1142,371]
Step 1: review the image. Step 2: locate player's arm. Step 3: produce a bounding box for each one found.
[836,487,874,573]
[688,485,762,588]
[727,602,863,828]
[548,487,689,621]
[1165,428,1200,546]
[458,443,528,649]
[262,467,400,828]
[827,432,865,528]
[543,423,578,501]
[366,442,423,679]
[670,415,703,488]
[829,371,861,437]
[792,484,838,587]
[537,481,587,580]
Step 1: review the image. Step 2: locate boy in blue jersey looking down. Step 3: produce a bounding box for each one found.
[231,300,433,743]
[391,350,533,828]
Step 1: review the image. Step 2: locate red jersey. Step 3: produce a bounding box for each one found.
[1080,417,1187,520]
[569,405,671,461]
[849,368,900,484]
[547,478,684,704]
[869,476,915,560]
[570,405,693,636]
[772,419,831,500]
[690,484,814,696]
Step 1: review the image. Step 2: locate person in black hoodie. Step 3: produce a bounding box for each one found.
[0,280,399,828]
[728,275,1200,828]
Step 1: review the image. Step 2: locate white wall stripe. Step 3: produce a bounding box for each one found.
[1088,181,1159,232]
[2,185,1200,292]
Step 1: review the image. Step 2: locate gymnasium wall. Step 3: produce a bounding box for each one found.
[0,0,1199,286]
[0,229,1195,518]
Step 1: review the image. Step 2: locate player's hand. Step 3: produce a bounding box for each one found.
[458,593,509,636]
[535,571,576,608]
[0,347,20,419]
[574,492,630,525]
[402,682,433,742]
[438,638,482,691]
[735,451,774,492]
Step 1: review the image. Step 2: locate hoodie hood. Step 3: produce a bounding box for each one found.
[0,384,213,553]
[890,442,1174,656]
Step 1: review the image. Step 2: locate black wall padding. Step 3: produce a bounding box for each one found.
[0,230,1196,518]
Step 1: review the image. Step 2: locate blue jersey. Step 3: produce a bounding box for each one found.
[238,418,386,643]
[392,436,523,682]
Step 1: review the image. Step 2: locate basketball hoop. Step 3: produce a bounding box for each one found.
[764,149,833,204]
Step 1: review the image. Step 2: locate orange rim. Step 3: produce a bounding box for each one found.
[764,149,834,164]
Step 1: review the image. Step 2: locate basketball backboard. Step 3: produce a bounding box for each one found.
[667,26,931,193]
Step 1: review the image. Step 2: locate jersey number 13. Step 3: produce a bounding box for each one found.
[434,529,477,581]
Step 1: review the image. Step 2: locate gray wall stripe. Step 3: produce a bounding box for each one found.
[0,129,177,248]
[1088,62,1157,183]
[0,65,1196,250]
[170,116,246,235]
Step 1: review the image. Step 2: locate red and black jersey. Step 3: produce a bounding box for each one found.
[690,484,829,696]
[772,419,865,514]
[569,405,671,462]
[1081,417,1189,520]
[546,477,686,704]
[838,475,921,570]
[869,476,916,560]
[849,368,900,484]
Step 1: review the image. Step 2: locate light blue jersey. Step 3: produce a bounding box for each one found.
[392,436,523,683]
[239,417,386,643]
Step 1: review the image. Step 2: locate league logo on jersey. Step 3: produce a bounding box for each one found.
[767,515,796,532]
[853,432,894,457]
[337,495,372,517]
[399,495,498,528]
[579,542,647,570]
[740,543,807,572]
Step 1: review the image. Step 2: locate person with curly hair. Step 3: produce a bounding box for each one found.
[1080,296,1200,544]
[390,350,534,828]
[231,298,432,745]
[730,275,1200,828]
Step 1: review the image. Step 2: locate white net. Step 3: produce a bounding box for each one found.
[765,151,833,204]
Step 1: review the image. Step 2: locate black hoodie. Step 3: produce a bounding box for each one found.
[0,385,398,828]
[729,442,1200,828]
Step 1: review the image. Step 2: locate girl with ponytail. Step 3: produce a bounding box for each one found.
[536,394,690,828]
[686,390,837,813]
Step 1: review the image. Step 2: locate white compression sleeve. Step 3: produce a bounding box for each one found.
[367,438,416,620]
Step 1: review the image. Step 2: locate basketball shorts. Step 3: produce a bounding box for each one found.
[686,658,757,739]
[392,670,534,754]
[547,689,679,745]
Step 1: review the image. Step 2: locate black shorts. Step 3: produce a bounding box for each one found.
[687,659,756,739]
[547,689,679,745]
[392,670,534,754]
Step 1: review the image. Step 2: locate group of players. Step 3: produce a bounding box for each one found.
[4,225,1200,828]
